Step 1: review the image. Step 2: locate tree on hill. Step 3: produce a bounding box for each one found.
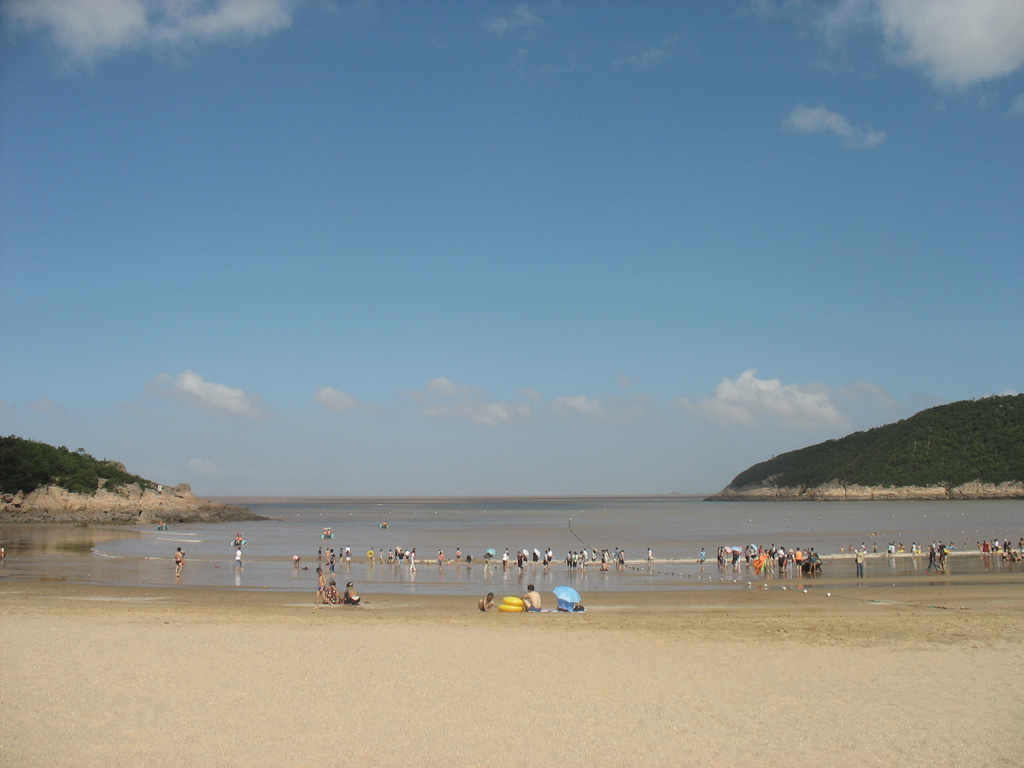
[0,436,156,496]
[724,394,1024,491]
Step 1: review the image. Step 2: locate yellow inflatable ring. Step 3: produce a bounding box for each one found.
[367,550,375,558]
[502,596,524,607]
[498,603,524,612]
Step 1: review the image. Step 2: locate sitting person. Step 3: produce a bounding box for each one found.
[343,581,361,605]
[324,578,341,605]
[523,584,542,612]
[479,592,496,611]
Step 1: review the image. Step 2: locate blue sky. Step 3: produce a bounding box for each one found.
[1,0,1022,496]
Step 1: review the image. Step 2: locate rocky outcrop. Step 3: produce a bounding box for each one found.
[0,483,262,524]
[707,480,1024,501]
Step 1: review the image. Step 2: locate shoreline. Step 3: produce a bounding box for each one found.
[3,514,1020,596]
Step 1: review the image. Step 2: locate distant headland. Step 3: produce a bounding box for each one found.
[708,394,1024,501]
[0,436,261,524]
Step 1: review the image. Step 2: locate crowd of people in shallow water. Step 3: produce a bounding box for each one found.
[309,536,1024,580]
[162,524,1022,605]
[978,538,1024,561]
[199,532,1024,605]
[712,544,824,577]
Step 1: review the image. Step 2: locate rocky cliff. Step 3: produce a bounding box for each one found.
[0,483,262,524]
[707,480,1024,501]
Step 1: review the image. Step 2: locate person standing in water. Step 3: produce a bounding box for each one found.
[174,547,185,579]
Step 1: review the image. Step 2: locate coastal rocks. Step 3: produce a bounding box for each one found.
[0,483,261,524]
[947,481,1024,500]
[708,480,1024,501]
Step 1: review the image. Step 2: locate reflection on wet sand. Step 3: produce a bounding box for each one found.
[0,523,143,555]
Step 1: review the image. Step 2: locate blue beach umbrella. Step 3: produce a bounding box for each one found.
[552,585,581,611]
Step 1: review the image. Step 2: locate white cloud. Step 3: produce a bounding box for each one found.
[519,387,544,402]
[423,401,532,427]
[314,386,361,414]
[4,0,299,62]
[148,370,269,419]
[818,0,1024,88]
[678,369,846,431]
[413,377,533,427]
[188,457,226,477]
[550,394,609,422]
[425,376,474,398]
[547,392,650,424]
[785,104,886,148]
[874,0,1024,88]
[26,396,63,414]
[485,4,543,36]
[840,380,897,409]
[614,35,679,69]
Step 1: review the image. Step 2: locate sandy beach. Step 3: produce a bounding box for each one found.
[2,575,1022,768]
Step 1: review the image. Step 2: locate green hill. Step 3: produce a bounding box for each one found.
[0,436,156,496]
[720,394,1024,493]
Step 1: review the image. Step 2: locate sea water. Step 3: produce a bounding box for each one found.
[1,497,1022,596]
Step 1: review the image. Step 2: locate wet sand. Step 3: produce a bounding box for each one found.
[2,575,1023,767]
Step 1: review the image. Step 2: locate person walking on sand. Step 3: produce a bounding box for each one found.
[174,547,185,579]
[315,566,327,606]
[855,545,866,578]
